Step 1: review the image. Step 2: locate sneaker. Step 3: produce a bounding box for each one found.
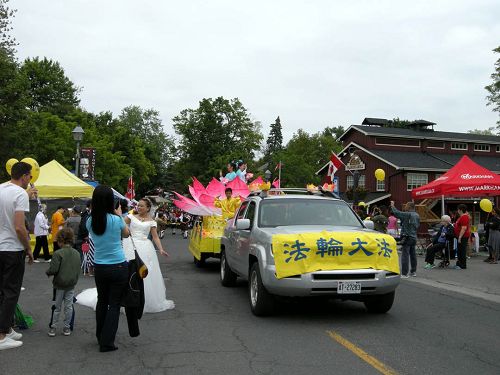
[454,265,462,270]
[45,259,51,263]
[410,272,417,277]
[33,259,40,263]
[6,329,22,341]
[401,274,410,279]
[48,327,56,337]
[424,263,431,269]
[0,337,23,350]
[427,264,436,269]
[63,327,71,336]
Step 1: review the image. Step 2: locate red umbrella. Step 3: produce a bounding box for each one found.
[412,155,500,199]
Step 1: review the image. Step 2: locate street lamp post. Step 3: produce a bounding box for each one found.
[264,169,272,182]
[72,126,84,178]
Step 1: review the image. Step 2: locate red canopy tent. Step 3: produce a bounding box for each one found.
[412,155,500,199]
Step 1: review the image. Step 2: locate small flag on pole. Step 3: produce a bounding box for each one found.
[327,153,344,182]
[126,174,135,200]
[274,162,282,172]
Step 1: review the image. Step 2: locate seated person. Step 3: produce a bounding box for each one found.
[220,161,237,182]
[214,188,241,220]
[236,160,247,182]
[424,215,454,269]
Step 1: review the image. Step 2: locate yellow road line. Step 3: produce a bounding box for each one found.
[326,330,399,375]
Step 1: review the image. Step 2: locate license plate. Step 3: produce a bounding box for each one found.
[337,281,361,294]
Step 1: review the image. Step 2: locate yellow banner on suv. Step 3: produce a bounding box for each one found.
[272,231,399,279]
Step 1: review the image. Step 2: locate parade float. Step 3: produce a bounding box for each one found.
[172,176,277,267]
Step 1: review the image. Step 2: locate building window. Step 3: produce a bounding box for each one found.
[451,142,467,150]
[474,144,490,152]
[497,145,500,152]
[427,141,444,149]
[346,175,365,189]
[407,173,428,191]
[434,173,442,180]
[376,179,385,191]
[375,137,420,147]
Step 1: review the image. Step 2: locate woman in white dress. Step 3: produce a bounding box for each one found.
[77,198,174,313]
[123,198,174,312]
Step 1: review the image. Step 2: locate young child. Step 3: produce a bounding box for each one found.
[46,228,81,337]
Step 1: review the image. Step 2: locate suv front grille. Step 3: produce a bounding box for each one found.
[312,273,376,280]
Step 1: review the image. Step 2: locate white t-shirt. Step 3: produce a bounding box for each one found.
[0,182,30,251]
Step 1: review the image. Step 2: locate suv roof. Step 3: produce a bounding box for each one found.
[247,188,340,201]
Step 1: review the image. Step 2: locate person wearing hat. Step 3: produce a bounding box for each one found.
[65,207,81,248]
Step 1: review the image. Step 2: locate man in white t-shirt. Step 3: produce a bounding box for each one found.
[0,161,36,351]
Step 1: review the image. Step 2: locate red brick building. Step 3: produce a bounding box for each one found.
[317,118,500,223]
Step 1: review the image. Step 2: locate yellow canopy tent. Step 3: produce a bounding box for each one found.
[35,160,94,198]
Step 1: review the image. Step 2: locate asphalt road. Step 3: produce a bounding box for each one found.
[2,233,500,375]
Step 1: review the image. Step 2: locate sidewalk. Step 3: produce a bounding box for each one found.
[402,251,500,304]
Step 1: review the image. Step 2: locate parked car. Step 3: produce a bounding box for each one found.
[220,189,400,316]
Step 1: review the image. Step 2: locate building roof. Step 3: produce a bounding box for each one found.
[366,148,500,173]
[361,118,390,126]
[315,142,500,175]
[340,125,500,144]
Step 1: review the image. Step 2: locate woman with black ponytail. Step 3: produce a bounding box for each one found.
[84,185,129,352]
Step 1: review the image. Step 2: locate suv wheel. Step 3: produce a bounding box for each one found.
[363,291,395,314]
[193,255,205,268]
[220,250,237,287]
[249,262,275,316]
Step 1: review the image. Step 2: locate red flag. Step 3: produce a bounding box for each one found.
[274,162,282,171]
[327,153,344,181]
[126,175,135,200]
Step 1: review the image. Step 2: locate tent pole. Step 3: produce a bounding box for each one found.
[441,195,445,217]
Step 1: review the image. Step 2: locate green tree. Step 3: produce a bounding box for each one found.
[20,57,80,116]
[172,97,263,185]
[0,50,28,180]
[323,125,346,140]
[264,116,283,162]
[0,0,17,56]
[468,127,496,135]
[389,118,412,128]
[485,46,500,129]
[117,106,176,192]
[277,128,342,187]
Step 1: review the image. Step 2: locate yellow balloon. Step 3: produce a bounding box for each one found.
[5,158,19,175]
[479,199,493,213]
[375,168,385,181]
[20,157,40,183]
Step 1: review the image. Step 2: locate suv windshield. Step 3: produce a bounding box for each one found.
[258,198,363,228]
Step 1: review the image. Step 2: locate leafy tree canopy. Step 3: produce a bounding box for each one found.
[0,0,17,56]
[20,57,80,115]
[276,128,342,187]
[485,46,500,129]
[172,97,263,185]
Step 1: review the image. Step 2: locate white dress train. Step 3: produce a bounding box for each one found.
[76,215,174,313]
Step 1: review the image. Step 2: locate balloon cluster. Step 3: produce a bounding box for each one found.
[5,157,40,183]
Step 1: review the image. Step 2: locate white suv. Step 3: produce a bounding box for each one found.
[220,189,400,316]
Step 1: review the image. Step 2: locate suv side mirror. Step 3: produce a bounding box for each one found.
[236,218,250,230]
[363,220,374,230]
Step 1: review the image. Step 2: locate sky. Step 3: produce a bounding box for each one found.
[12,0,500,142]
